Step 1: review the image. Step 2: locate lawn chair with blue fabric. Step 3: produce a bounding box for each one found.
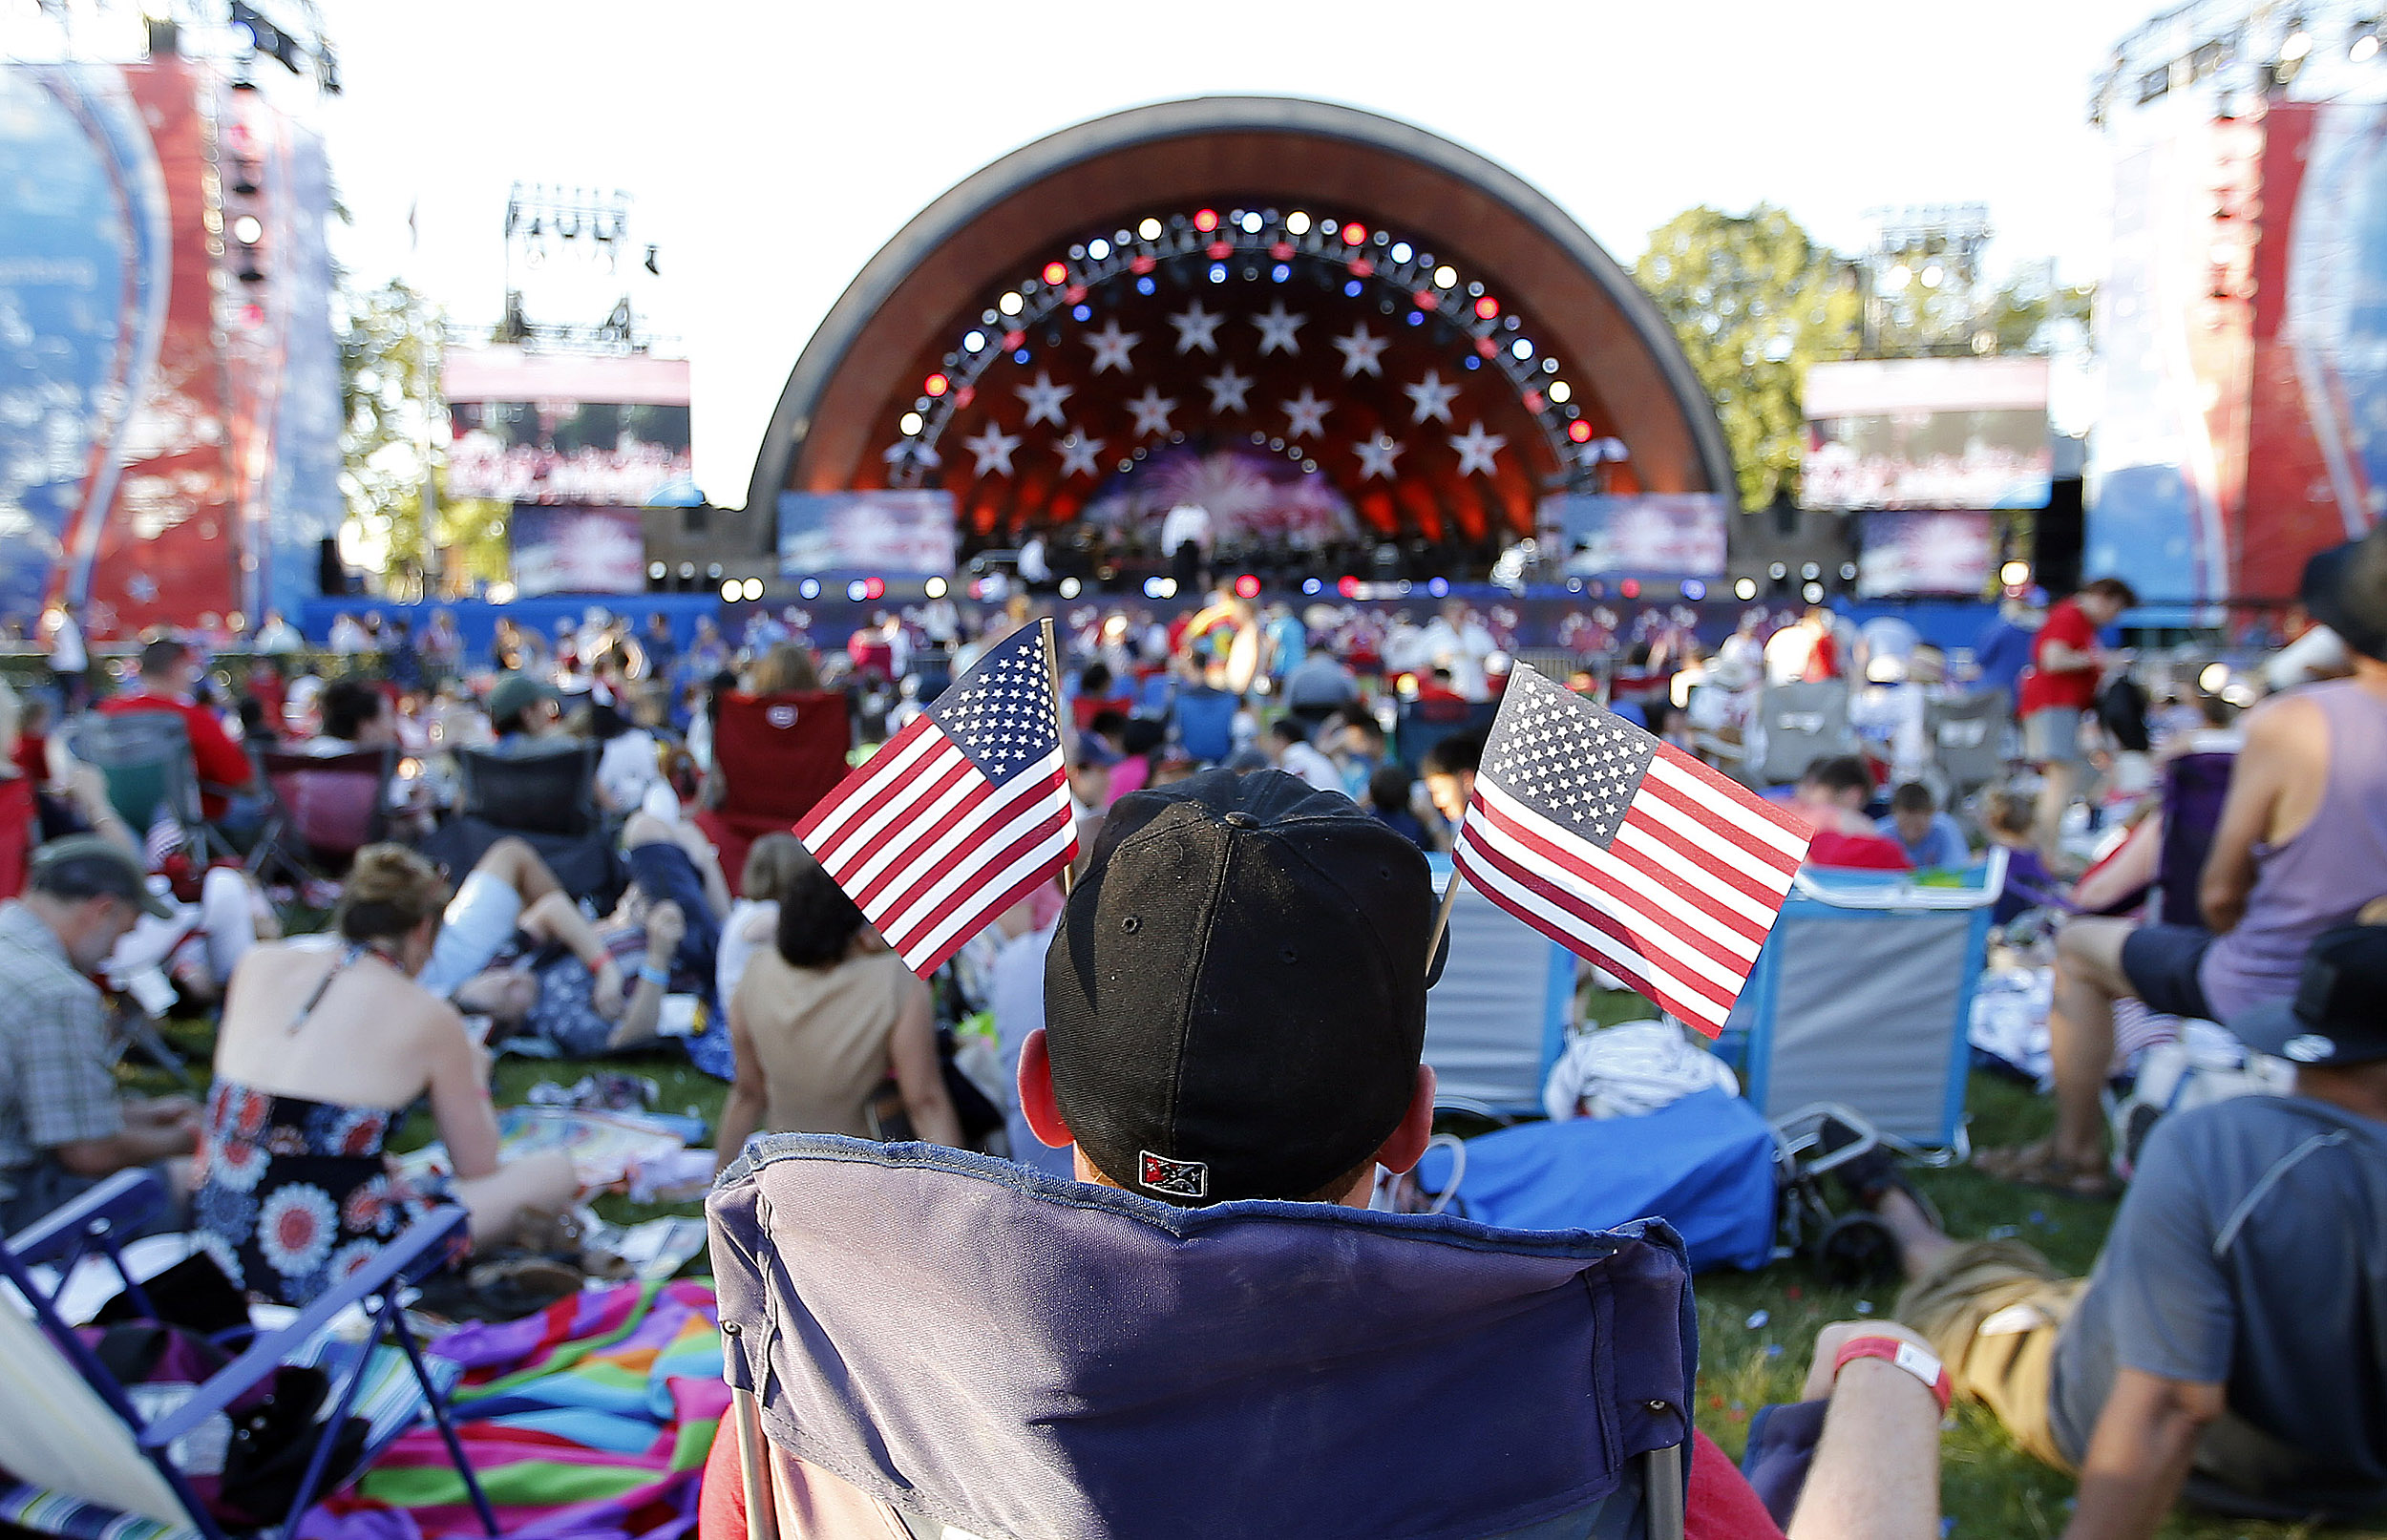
[0,1170,496,1540]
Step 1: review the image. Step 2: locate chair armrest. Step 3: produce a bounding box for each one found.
[136,1205,468,1450]
[4,1170,165,1262]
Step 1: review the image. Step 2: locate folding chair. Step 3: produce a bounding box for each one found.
[1922,688,2009,809]
[1751,681,1852,787]
[2153,751,2233,925]
[417,743,620,908]
[690,691,851,896]
[72,712,230,865]
[249,747,394,883]
[0,1170,496,1540]
[1422,857,1575,1119]
[1394,697,1500,773]
[711,1135,1696,1540]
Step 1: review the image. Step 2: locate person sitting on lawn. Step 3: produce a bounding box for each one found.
[1981,529,2387,1194]
[1877,781,1968,870]
[716,832,805,1007]
[194,845,577,1303]
[96,638,257,823]
[1845,914,2387,1534]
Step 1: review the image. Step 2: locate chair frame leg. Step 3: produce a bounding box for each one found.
[384,1297,502,1537]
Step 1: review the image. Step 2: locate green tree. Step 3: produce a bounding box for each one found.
[337,280,510,593]
[1633,206,1861,511]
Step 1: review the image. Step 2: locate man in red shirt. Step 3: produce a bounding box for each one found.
[1790,754,1912,871]
[97,639,256,822]
[2018,578,2136,859]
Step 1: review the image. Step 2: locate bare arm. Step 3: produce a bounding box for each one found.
[520,890,625,1013]
[1785,1321,1943,1540]
[714,977,768,1177]
[53,1119,199,1176]
[2060,1367,2223,1540]
[423,1006,503,1182]
[886,971,962,1149]
[604,903,684,1049]
[2198,699,2302,933]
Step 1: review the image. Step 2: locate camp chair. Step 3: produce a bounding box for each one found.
[1714,850,2007,1156]
[0,1169,496,1540]
[1751,681,1851,787]
[72,711,230,865]
[417,742,620,907]
[2154,750,2233,925]
[1422,857,1575,1119]
[1394,696,1499,773]
[1922,688,2009,807]
[710,1135,1697,1540]
[691,690,851,896]
[247,746,394,883]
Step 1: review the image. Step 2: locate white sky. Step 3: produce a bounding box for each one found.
[24,0,2167,503]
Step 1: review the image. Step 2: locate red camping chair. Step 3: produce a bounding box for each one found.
[695,690,853,894]
[257,747,393,877]
[0,776,32,901]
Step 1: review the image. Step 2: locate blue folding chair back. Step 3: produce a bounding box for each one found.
[710,1135,1697,1540]
[1423,858,1574,1118]
[0,1171,496,1540]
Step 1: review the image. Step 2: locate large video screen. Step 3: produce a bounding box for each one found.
[510,503,647,596]
[779,490,958,577]
[1534,493,1728,578]
[1856,511,1996,598]
[1803,358,2051,511]
[445,349,692,506]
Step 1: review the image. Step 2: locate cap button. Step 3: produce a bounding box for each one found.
[1222,812,1259,830]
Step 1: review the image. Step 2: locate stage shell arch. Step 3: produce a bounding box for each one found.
[748,96,1732,563]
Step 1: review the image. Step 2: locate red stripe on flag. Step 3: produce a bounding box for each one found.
[1614,801,1792,919]
[1634,760,1807,879]
[882,795,1074,970]
[813,738,969,875]
[844,753,982,907]
[795,715,936,846]
[1654,737,1813,844]
[862,760,1064,935]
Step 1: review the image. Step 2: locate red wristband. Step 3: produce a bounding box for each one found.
[1832,1335,1952,1413]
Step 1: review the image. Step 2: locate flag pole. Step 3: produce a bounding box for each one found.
[1039,614,1076,897]
[1426,861,1465,962]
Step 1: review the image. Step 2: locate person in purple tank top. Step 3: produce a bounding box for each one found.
[1982,528,2387,1195]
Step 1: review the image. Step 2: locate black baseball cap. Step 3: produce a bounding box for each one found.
[2231,922,2387,1066]
[2300,524,2387,663]
[1044,769,1446,1206]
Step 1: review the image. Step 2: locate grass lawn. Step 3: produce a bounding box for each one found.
[128,1000,2372,1538]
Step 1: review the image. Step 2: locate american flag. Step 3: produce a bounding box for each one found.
[796,623,1077,978]
[1450,665,1813,1038]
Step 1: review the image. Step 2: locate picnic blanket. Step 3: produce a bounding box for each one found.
[302,1278,726,1540]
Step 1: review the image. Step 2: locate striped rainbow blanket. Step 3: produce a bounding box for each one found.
[306,1277,727,1540]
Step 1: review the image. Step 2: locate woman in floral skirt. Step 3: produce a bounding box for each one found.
[192,846,577,1305]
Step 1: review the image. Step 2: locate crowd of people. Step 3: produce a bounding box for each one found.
[1,521,2383,1540]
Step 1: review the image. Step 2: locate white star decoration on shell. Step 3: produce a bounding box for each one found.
[1086,319,1139,373]
[1057,432,1106,478]
[1334,325,1389,378]
[1355,432,1405,479]
[1014,370,1072,427]
[1170,302,1224,355]
[1281,388,1331,439]
[1204,366,1254,413]
[1451,422,1506,476]
[1127,387,1177,437]
[962,423,1022,477]
[1404,370,1459,425]
[1252,302,1306,355]
[881,437,940,469]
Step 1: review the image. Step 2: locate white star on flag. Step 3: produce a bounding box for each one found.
[1127,387,1177,437]
[1252,302,1306,355]
[963,423,1022,477]
[1451,421,1507,475]
[1204,366,1254,413]
[1170,302,1224,354]
[1405,369,1459,424]
[1087,319,1139,373]
[1356,432,1405,479]
[1057,432,1106,477]
[1281,388,1331,439]
[1014,370,1072,427]
[1334,324,1388,377]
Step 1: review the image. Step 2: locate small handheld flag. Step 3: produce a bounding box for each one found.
[1450,664,1813,1037]
[796,622,1078,978]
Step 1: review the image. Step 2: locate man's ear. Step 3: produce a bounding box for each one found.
[1017,1028,1075,1150]
[1373,1064,1438,1175]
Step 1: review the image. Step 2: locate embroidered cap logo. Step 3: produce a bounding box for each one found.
[1138,1150,1209,1199]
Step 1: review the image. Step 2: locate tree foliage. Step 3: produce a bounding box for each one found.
[1634,205,1861,512]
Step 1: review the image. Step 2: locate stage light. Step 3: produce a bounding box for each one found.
[720,580,740,601]
[2000,559,2032,587]
[1391,242,1412,263]
[1427,577,1449,598]
[1569,421,1594,442]
[1338,576,1360,598]
[1209,264,1227,284]
[923,576,948,599]
[1803,581,1825,603]
[1620,579,1640,599]
[1919,264,1945,289]
[678,562,696,579]
[899,411,923,435]
[924,373,949,396]
[1138,217,1162,240]
[1286,211,1311,234]
[1475,297,1500,321]
[1043,262,1067,285]
[1511,338,1533,359]
[743,578,765,601]
[708,563,725,579]
[2199,662,2230,694]
[799,579,821,600]
[1839,562,1858,582]
[1394,673,1418,700]
[1801,562,1821,580]
[1343,280,1362,297]
[1137,277,1155,295]
[1059,577,1081,599]
[1143,577,1165,599]
[864,577,886,601]
[1302,577,1321,594]
[1735,578,1758,601]
[1272,264,1291,283]
[847,580,868,601]
[1680,580,1706,601]
[1342,222,1366,245]
[1239,211,1262,234]
[1549,381,1572,403]
[998,291,1024,315]
[1235,574,1260,599]
[231,214,263,244]
[1160,577,1179,598]
[1072,304,1091,321]
[1194,209,1219,233]
[648,561,666,580]
[1428,266,1453,289]
[1769,563,1787,580]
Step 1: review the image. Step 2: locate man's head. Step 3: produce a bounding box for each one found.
[1067,732,1118,806]
[2076,577,2139,626]
[1797,755,1872,812]
[23,835,174,970]
[1266,717,1309,759]
[138,638,198,695]
[1337,715,1387,760]
[2301,523,2387,669]
[487,672,562,738]
[1420,729,1486,826]
[2232,915,2387,1106]
[320,679,393,747]
[1023,770,1441,1208]
[1888,781,1937,846]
